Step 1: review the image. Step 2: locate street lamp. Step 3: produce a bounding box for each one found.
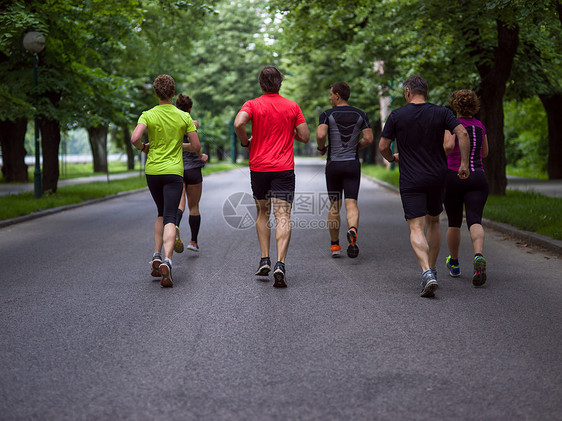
[22,31,46,199]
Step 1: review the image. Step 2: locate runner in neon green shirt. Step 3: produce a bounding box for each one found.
[139,104,197,176]
[130,74,202,288]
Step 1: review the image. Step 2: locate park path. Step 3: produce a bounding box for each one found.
[1,159,561,420]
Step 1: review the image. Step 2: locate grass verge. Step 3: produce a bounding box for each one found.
[362,164,562,240]
[484,191,561,240]
[0,162,239,221]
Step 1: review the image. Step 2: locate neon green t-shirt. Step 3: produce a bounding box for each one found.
[138,104,197,176]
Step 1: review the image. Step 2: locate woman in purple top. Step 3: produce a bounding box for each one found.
[443,90,489,287]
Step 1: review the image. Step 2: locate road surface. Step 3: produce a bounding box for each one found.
[1,160,561,420]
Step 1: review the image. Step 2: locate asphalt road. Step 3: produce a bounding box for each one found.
[1,160,561,420]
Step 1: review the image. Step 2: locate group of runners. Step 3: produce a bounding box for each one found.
[132,68,489,298]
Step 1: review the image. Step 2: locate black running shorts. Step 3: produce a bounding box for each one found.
[400,179,446,220]
[325,159,361,202]
[444,170,489,228]
[146,174,184,225]
[250,170,295,203]
[183,168,203,185]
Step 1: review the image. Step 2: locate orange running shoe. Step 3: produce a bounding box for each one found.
[330,244,342,257]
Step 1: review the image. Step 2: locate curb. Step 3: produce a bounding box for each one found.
[363,174,562,256]
[0,188,146,229]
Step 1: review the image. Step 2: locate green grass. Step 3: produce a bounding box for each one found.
[362,164,562,240]
[0,160,139,183]
[506,165,547,180]
[484,191,562,240]
[0,163,239,221]
[58,160,135,179]
[362,164,400,187]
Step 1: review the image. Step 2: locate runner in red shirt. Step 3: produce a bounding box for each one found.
[234,66,310,288]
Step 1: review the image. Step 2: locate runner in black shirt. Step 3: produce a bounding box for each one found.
[317,82,373,258]
[379,75,470,298]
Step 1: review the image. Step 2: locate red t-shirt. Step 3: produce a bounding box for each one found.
[241,94,306,172]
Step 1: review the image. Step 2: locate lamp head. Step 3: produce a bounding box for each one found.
[23,31,46,54]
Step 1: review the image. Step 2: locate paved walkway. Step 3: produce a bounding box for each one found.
[1,160,561,255]
[1,167,560,198]
[505,176,562,197]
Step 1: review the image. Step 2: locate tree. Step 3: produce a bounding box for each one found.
[0,1,44,181]
[181,0,276,158]
[503,0,562,179]
[0,0,212,190]
[268,0,560,193]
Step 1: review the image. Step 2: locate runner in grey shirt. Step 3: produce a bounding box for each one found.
[317,82,373,258]
[174,94,208,253]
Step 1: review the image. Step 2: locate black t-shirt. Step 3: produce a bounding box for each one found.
[318,105,370,162]
[381,102,460,187]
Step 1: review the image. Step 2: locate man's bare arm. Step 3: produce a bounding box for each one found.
[294,122,310,144]
[379,136,398,163]
[358,128,374,150]
[234,111,251,146]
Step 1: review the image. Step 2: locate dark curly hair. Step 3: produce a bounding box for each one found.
[153,74,175,100]
[176,94,193,112]
[449,89,479,117]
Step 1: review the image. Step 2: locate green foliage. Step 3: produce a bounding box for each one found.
[504,97,548,172]
[181,0,275,147]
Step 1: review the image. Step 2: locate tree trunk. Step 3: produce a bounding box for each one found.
[40,116,61,194]
[122,126,134,170]
[88,125,109,173]
[0,118,29,182]
[539,92,562,179]
[477,20,519,195]
[371,118,383,166]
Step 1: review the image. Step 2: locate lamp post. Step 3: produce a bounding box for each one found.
[22,31,46,199]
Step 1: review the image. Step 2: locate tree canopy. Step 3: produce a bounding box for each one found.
[1,0,560,189]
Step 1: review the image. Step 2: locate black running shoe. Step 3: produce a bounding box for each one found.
[255,257,271,276]
[347,228,359,258]
[273,262,287,288]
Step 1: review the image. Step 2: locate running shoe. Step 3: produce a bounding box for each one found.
[159,260,173,288]
[331,244,342,257]
[174,226,184,253]
[255,257,271,276]
[273,261,287,288]
[187,240,200,252]
[472,255,487,287]
[420,269,439,298]
[430,267,437,280]
[446,255,461,277]
[150,253,162,277]
[346,228,359,258]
